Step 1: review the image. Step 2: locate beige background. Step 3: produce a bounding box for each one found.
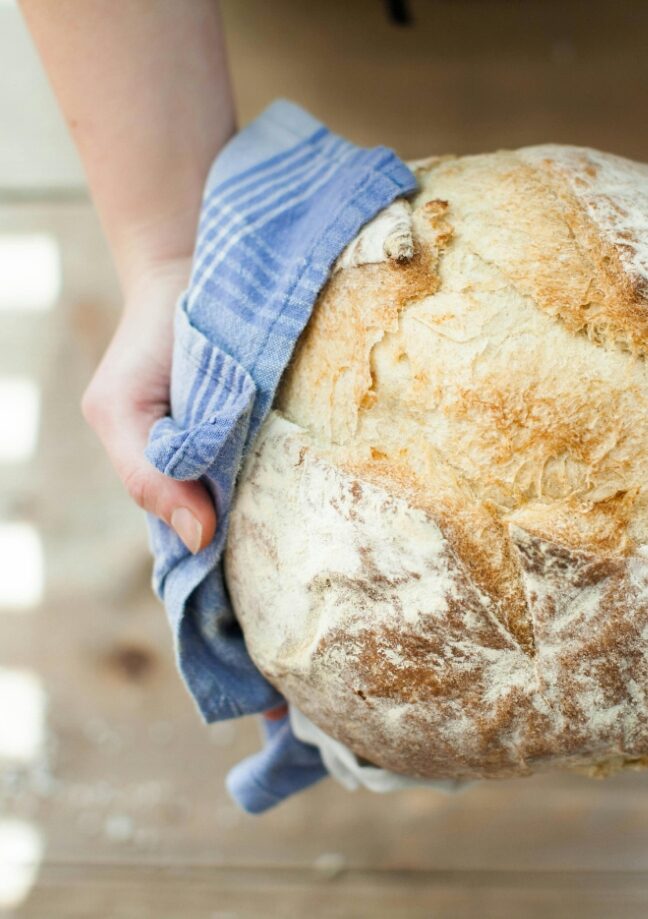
[1,1,648,917]
[223,0,648,160]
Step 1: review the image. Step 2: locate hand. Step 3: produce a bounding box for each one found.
[81,258,217,554]
[87,267,287,720]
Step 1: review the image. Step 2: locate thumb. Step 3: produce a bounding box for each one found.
[126,460,217,555]
[86,397,217,554]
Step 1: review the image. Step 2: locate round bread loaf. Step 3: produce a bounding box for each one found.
[224,145,648,781]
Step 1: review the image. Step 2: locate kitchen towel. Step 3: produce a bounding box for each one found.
[145,98,418,812]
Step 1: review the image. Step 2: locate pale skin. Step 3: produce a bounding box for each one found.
[20,0,287,720]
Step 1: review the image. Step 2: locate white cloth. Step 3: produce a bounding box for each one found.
[289,704,475,795]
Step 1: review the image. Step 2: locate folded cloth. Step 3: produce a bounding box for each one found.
[145,98,418,813]
[290,707,475,796]
[226,713,328,815]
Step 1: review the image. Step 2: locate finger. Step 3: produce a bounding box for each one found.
[264,703,288,721]
[124,463,217,554]
[85,396,217,553]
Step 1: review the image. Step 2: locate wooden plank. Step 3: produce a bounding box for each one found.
[16,865,648,919]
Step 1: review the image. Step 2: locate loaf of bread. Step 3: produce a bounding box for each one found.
[224,145,648,781]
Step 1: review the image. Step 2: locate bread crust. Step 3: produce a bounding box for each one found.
[224,145,648,780]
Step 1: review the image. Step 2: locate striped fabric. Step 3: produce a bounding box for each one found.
[145,100,417,813]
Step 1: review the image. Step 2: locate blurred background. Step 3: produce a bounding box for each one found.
[1,1,648,916]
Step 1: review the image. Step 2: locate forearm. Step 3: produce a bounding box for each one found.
[19,0,235,292]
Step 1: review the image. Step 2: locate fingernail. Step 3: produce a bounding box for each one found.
[171,507,202,554]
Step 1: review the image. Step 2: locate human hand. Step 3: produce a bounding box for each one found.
[83,260,288,723]
[81,258,217,554]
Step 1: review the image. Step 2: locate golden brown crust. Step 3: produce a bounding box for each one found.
[520,146,648,350]
[279,145,648,550]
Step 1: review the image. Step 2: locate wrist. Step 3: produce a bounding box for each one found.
[121,252,193,316]
[100,113,235,295]
[111,206,200,300]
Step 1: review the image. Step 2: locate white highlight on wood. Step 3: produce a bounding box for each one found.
[0,668,45,762]
[0,234,60,312]
[0,376,40,462]
[0,523,44,610]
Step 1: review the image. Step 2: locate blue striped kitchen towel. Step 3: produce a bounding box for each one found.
[145,99,418,813]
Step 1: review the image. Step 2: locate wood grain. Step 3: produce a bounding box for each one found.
[17,865,648,919]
